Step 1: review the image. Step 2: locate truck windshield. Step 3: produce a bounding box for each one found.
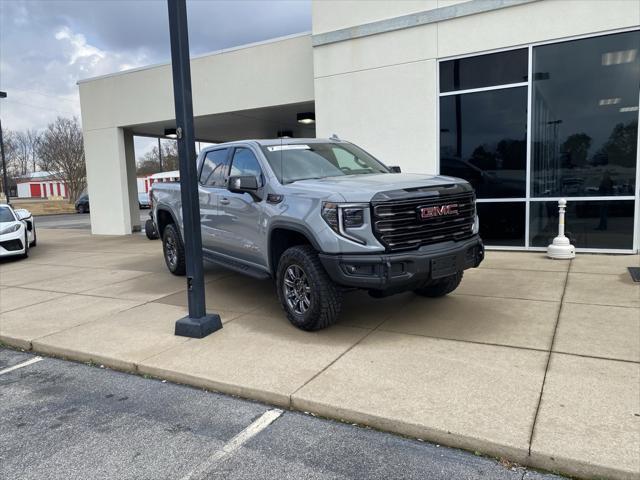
[261,142,390,184]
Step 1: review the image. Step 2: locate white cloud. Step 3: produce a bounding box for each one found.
[0,0,310,160]
[55,26,106,66]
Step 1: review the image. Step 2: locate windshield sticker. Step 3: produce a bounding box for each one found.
[267,145,311,152]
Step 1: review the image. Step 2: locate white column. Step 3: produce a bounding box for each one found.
[84,127,139,234]
[124,129,141,232]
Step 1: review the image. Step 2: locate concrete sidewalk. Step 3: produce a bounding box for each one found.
[1,228,638,479]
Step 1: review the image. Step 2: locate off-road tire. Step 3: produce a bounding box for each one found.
[276,245,342,331]
[162,223,186,275]
[145,219,159,240]
[414,271,463,297]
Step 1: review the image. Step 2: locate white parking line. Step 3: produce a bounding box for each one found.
[180,408,283,480]
[0,356,43,376]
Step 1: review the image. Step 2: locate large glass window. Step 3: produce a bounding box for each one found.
[530,200,635,250]
[440,49,528,92]
[477,202,526,247]
[440,88,528,198]
[531,31,639,198]
[438,30,639,252]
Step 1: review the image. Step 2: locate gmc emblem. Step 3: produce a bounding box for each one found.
[419,203,459,219]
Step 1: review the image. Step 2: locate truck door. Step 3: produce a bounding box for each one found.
[198,148,229,252]
[215,146,266,268]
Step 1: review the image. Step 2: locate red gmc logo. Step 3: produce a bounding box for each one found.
[420,203,459,219]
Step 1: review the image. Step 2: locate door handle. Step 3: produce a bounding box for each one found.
[219,197,230,205]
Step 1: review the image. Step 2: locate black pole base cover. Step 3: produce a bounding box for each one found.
[175,314,222,338]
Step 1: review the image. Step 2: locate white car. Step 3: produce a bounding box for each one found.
[0,204,36,258]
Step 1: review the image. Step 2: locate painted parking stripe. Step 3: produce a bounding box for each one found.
[0,356,43,376]
[180,408,283,480]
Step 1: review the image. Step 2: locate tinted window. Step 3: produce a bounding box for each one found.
[440,49,528,92]
[440,87,528,198]
[476,202,526,247]
[229,148,262,178]
[0,207,15,222]
[200,149,228,187]
[531,31,639,197]
[530,200,634,249]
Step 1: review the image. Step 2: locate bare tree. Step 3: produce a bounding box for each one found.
[37,117,86,203]
[26,129,42,172]
[12,130,31,176]
[136,140,179,176]
[0,127,19,195]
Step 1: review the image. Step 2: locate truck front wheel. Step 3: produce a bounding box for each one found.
[414,271,463,297]
[276,245,342,331]
[162,223,186,275]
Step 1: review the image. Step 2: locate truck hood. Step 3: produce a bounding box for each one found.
[288,173,466,202]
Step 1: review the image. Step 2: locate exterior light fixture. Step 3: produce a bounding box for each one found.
[164,128,178,138]
[297,112,315,125]
[598,98,621,106]
[601,49,637,66]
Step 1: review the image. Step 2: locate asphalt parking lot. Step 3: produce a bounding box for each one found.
[0,347,563,480]
[1,228,638,479]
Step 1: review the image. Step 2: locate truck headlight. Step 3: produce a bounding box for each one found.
[0,223,21,235]
[321,202,367,244]
[472,214,480,234]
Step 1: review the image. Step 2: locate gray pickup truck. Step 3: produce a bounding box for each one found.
[151,138,483,330]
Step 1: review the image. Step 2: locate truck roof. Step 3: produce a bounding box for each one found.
[203,138,345,150]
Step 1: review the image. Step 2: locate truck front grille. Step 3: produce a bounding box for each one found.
[372,191,475,252]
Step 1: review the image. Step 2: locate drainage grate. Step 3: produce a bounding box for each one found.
[628,267,640,283]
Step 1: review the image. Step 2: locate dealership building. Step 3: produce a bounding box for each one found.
[78,0,640,253]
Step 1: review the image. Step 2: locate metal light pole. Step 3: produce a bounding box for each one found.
[0,91,9,205]
[167,0,221,337]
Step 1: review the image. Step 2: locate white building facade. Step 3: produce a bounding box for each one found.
[79,0,640,253]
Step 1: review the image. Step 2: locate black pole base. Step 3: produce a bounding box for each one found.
[175,314,222,338]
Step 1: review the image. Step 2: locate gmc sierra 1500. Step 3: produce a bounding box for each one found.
[151,138,483,331]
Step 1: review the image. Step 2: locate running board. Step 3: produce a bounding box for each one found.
[203,251,271,280]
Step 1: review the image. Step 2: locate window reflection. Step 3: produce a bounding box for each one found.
[531,31,639,197]
[440,88,527,198]
[530,200,635,249]
[440,49,528,92]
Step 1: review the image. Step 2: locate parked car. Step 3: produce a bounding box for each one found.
[138,192,151,209]
[151,138,483,331]
[75,193,89,213]
[0,204,37,259]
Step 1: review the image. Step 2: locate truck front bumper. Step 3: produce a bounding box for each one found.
[318,236,484,292]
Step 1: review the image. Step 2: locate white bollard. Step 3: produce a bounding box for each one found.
[547,198,575,259]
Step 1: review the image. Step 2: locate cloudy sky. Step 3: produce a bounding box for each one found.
[0,0,311,158]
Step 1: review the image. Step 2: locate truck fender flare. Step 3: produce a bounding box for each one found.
[155,206,182,241]
[267,221,323,252]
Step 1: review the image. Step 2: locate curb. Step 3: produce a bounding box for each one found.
[1,335,636,480]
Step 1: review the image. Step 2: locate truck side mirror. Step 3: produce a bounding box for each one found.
[228,175,259,194]
[389,166,401,173]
